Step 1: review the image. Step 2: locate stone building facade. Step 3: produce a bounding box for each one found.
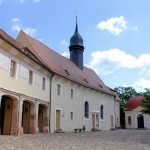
[0,20,120,135]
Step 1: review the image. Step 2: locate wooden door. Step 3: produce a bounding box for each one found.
[3,98,12,135]
[38,105,43,132]
[96,114,99,128]
[111,115,114,128]
[92,114,95,128]
[56,110,61,130]
[22,102,30,134]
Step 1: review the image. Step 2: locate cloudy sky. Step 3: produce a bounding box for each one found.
[1,0,150,92]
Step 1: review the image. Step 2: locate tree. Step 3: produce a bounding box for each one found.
[141,89,150,115]
[114,86,139,128]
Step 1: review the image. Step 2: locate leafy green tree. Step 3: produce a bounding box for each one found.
[114,86,138,128]
[141,89,150,115]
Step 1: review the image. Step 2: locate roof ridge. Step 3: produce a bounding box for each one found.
[20,31,49,67]
[17,31,115,97]
[0,28,23,50]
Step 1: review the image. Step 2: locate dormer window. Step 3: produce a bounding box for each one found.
[99,85,103,88]
[83,79,88,83]
[64,70,69,76]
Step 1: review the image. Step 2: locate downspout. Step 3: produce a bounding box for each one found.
[114,97,116,129]
[49,73,55,133]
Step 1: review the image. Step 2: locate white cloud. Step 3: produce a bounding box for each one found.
[61,51,69,58]
[0,0,5,5]
[23,28,37,36]
[19,0,25,3]
[11,18,37,36]
[11,18,22,32]
[86,48,150,75]
[140,68,150,76]
[133,26,138,31]
[10,0,25,3]
[61,40,68,47]
[97,16,127,35]
[0,0,41,4]
[34,0,41,2]
[133,78,150,92]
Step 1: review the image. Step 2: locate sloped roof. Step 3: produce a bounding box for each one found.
[16,31,115,96]
[0,29,23,50]
[125,96,143,111]
[108,87,121,101]
[0,29,47,70]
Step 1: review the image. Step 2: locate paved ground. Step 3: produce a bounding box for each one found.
[0,129,150,150]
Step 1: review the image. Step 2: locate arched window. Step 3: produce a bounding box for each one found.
[100,105,104,119]
[84,101,89,118]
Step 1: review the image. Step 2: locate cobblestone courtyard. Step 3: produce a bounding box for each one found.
[0,129,149,150]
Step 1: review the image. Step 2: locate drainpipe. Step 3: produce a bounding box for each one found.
[114,97,116,129]
[49,73,55,133]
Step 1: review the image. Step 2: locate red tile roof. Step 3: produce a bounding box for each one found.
[0,29,23,50]
[0,28,115,96]
[125,96,143,111]
[0,29,47,70]
[108,87,121,101]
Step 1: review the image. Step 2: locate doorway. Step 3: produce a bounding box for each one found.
[22,101,30,133]
[56,110,61,130]
[38,104,44,132]
[1,97,13,135]
[137,114,144,128]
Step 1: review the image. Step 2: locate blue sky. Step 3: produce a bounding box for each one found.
[1,0,150,92]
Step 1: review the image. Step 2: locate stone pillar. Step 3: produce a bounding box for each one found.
[0,91,2,135]
[15,96,23,136]
[29,101,39,134]
[43,104,49,133]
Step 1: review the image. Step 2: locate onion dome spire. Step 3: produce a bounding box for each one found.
[70,16,84,47]
[69,17,84,70]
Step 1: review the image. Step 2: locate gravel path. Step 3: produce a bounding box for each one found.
[0,129,149,150]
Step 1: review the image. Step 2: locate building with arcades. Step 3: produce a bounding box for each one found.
[0,20,120,135]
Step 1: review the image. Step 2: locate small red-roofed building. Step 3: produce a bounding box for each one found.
[125,96,150,129]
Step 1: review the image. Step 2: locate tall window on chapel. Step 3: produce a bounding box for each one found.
[9,59,17,78]
[84,101,89,118]
[71,89,73,99]
[100,105,104,120]
[57,84,61,95]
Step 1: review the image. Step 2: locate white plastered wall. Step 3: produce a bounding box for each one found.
[0,42,50,102]
[125,106,150,129]
[50,75,115,132]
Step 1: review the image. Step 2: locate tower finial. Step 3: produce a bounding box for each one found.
[76,16,78,24]
[75,16,78,33]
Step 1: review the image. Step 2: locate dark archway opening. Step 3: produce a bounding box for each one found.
[137,114,144,128]
[0,96,12,135]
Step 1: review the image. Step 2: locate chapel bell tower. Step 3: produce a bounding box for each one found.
[69,17,84,70]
